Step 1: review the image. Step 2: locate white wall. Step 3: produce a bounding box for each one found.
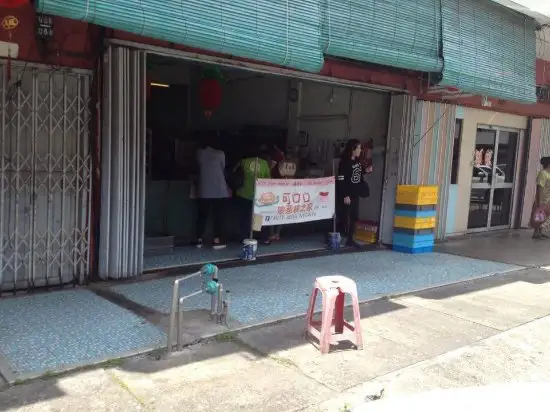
[201,71,290,130]
[537,27,550,61]
[148,61,191,85]
[296,81,390,222]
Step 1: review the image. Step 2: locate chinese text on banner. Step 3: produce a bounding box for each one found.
[253,177,335,226]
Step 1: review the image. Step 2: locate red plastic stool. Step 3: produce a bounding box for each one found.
[305,275,363,354]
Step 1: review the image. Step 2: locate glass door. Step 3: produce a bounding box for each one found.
[490,130,518,227]
[467,127,519,230]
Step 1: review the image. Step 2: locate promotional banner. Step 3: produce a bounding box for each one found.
[253,177,335,226]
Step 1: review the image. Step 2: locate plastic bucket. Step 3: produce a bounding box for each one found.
[328,232,341,251]
[242,239,258,261]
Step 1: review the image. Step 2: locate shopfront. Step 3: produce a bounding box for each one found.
[29,0,545,281]
[450,108,528,235]
[97,41,415,279]
[399,101,533,239]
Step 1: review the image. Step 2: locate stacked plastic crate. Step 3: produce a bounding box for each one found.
[393,185,439,254]
[355,220,378,244]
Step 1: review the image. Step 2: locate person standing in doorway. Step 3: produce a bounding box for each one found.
[235,147,272,244]
[195,133,229,249]
[532,156,550,239]
[336,139,372,248]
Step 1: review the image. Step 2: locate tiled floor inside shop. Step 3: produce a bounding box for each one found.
[0,249,521,381]
[143,235,327,271]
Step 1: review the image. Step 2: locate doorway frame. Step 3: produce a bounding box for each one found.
[101,40,408,276]
[466,124,525,233]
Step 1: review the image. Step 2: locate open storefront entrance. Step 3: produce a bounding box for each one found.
[143,54,391,271]
[99,44,397,279]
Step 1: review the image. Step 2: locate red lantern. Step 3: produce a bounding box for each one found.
[199,78,222,118]
[0,0,29,7]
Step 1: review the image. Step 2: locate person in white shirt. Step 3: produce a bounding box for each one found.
[195,134,229,249]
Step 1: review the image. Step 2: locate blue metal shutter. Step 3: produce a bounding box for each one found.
[321,0,443,72]
[35,0,325,73]
[439,0,537,103]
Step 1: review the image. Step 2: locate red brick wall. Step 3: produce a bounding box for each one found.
[537,59,550,86]
[0,5,98,69]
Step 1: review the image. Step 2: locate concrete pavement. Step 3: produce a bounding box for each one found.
[435,229,550,267]
[1,266,550,412]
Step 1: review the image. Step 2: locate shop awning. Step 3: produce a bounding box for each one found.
[489,0,550,26]
[439,0,538,103]
[322,0,443,73]
[35,0,325,73]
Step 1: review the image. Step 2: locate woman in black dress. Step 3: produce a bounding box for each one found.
[336,139,372,247]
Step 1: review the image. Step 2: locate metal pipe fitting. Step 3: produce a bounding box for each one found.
[167,271,201,353]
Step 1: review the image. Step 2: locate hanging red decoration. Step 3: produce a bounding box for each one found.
[0,0,29,8]
[199,77,222,118]
[360,139,374,169]
[1,14,19,83]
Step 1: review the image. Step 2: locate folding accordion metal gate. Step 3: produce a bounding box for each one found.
[0,61,92,292]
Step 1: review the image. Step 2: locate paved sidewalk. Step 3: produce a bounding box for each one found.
[435,229,550,267]
[1,267,550,411]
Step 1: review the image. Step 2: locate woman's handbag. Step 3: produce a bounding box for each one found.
[357,181,370,198]
[533,207,546,224]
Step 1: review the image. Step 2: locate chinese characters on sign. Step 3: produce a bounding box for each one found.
[253,177,335,226]
[36,14,54,39]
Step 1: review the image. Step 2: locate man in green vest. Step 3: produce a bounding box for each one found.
[235,147,271,244]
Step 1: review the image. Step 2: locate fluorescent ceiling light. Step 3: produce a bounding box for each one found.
[150,82,170,88]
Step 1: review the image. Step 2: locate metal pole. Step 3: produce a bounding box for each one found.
[223,290,230,327]
[167,271,201,352]
[216,283,224,323]
[176,290,202,351]
[333,159,337,233]
[249,156,259,240]
[167,278,181,353]
[177,296,184,351]
[210,290,217,319]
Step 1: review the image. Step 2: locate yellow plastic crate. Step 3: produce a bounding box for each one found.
[356,230,377,244]
[394,216,436,230]
[396,185,439,206]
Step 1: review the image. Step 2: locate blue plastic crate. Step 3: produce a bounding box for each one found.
[392,232,435,249]
[393,245,434,254]
[394,209,437,218]
[393,227,434,236]
[394,203,437,212]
